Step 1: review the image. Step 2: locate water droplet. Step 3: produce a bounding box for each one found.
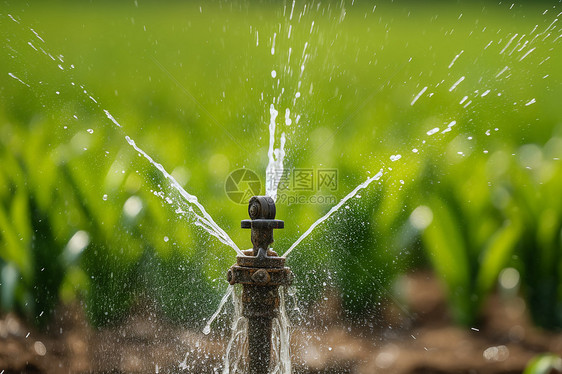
[34,341,47,356]
[164,236,169,242]
[411,86,428,105]
[483,345,509,362]
[412,148,419,153]
[123,196,143,218]
[410,206,433,230]
[285,108,292,126]
[499,268,520,290]
[449,76,465,91]
[87,129,94,134]
[427,128,440,136]
[271,70,277,78]
[102,194,108,201]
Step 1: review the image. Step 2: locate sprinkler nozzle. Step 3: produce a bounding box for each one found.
[248,196,276,220]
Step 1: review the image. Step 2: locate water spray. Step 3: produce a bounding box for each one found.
[227,196,293,374]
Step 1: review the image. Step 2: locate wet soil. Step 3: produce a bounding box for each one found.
[1,272,561,373]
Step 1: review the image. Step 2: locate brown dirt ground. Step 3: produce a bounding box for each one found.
[1,272,561,373]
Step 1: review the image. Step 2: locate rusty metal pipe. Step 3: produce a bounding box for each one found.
[248,314,272,374]
[227,196,293,374]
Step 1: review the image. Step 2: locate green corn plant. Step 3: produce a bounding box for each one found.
[507,140,562,330]
[0,122,89,326]
[420,153,522,326]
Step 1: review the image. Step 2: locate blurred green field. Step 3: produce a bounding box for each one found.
[1,1,561,330]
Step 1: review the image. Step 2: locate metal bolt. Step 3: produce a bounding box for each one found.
[251,269,271,285]
[227,269,234,285]
[249,202,260,219]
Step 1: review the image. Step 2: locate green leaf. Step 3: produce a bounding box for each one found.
[0,198,32,279]
[476,218,521,298]
[423,196,473,324]
[523,354,562,374]
[424,196,469,290]
[0,263,19,310]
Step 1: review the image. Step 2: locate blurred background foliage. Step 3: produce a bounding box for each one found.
[0,0,561,331]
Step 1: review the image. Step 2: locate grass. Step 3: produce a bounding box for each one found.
[0,1,561,328]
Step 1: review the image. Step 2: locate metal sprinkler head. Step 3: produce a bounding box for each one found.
[241,196,284,260]
[227,196,293,374]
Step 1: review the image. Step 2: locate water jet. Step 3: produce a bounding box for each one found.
[227,196,293,374]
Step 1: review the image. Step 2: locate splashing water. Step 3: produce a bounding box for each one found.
[426,127,440,136]
[411,86,428,106]
[122,134,242,255]
[270,287,292,374]
[263,0,328,203]
[203,285,234,335]
[449,76,465,91]
[283,169,384,258]
[8,72,30,87]
[265,104,286,202]
[448,50,464,69]
[221,286,291,374]
[5,15,243,256]
[222,288,248,374]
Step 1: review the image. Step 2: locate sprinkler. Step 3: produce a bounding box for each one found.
[227,196,293,374]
